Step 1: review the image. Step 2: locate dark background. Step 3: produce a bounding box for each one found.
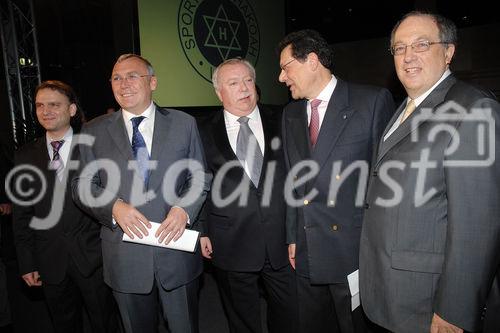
[1,0,500,138]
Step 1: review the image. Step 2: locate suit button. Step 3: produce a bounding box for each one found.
[373,170,378,177]
[332,224,339,231]
[304,199,309,205]
[335,174,340,180]
[328,200,335,206]
[364,203,370,209]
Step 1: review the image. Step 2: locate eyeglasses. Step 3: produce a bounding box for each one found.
[390,41,449,56]
[280,58,296,71]
[110,73,152,83]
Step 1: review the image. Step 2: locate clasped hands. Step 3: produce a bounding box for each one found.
[112,200,188,245]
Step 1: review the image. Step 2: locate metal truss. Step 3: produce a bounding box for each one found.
[0,0,41,148]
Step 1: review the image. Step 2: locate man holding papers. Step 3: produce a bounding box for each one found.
[197,58,297,333]
[72,54,211,333]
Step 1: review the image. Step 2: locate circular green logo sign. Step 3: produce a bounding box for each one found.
[178,0,260,83]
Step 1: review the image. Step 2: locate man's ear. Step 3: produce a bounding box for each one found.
[307,52,320,70]
[150,75,158,91]
[69,103,77,117]
[215,89,223,103]
[445,44,455,65]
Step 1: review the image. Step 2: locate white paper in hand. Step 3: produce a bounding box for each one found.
[122,221,199,252]
[347,269,360,311]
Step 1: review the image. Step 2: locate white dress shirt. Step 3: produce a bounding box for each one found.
[224,106,265,178]
[307,75,338,129]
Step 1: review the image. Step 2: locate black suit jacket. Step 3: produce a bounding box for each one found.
[13,135,102,284]
[283,79,394,283]
[197,105,289,271]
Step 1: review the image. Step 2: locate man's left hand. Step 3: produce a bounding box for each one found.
[430,313,463,333]
[0,203,12,215]
[155,206,188,245]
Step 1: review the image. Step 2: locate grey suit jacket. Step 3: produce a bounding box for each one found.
[72,106,211,293]
[282,79,394,283]
[360,75,500,332]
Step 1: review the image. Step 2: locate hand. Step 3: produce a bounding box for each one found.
[430,313,463,333]
[200,237,213,259]
[112,200,151,239]
[0,203,12,215]
[22,271,42,287]
[288,243,296,269]
[155,206,188,245]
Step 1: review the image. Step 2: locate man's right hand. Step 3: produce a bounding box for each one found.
[288,243,296,269]
[22,271,42,287]
[112,199,151,239]
[200,237,213,259]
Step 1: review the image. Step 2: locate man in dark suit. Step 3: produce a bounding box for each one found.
[277,30,394,332]
[197,58,297,333]
[12,80,117,332]
[359,12,500,333]
[0,142,12,332]
[72,54,211,333]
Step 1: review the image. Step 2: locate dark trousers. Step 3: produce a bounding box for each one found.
[113,276,199,333]
[214,261,298,333]
[42,258,118,333]
[484,269,500,333]
[296,275,374,333]
[0,258,10,327]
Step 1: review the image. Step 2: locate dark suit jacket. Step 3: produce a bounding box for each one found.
[72,106,211,293]
[12,135,102,284]
[282,79,394,284]
[360,75,500,332]
[197,106,289,271]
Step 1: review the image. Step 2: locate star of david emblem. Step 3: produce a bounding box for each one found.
[203,5,242,62]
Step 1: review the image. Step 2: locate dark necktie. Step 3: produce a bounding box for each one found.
[236,116,263,187]
[131,116,149,184]
[309,99,322,148]
[50,140,65,180]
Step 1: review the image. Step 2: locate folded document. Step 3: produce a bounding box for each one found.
[122,222,199,252]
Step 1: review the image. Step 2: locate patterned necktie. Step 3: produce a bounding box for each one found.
[400,99,416,123]
[309,99,322,147]
[131,116,149,184]
[50,140,65,180]
[236,116,263,187]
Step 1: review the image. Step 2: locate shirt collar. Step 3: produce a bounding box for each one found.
[122,102,155,123]
[312,75,337,103]
[412,69,451,107]
[224,105,260,125]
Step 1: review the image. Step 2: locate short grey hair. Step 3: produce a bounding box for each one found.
[212,58,256,91]
[390,11,458,48]
[115,53,155,75]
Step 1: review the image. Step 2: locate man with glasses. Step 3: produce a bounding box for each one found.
[12,80,118,332]
[72,54,211,332]
[277,29,394,332]
[360,11,500,333]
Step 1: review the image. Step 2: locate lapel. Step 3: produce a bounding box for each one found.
[213,109,239,162]
[34,137,55,182]
[148,106,173,190]
[311,79,354,170]
[258,106,276,189]
[106,110,133,161]
[376,75,457,165]
[286,100,311,163]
